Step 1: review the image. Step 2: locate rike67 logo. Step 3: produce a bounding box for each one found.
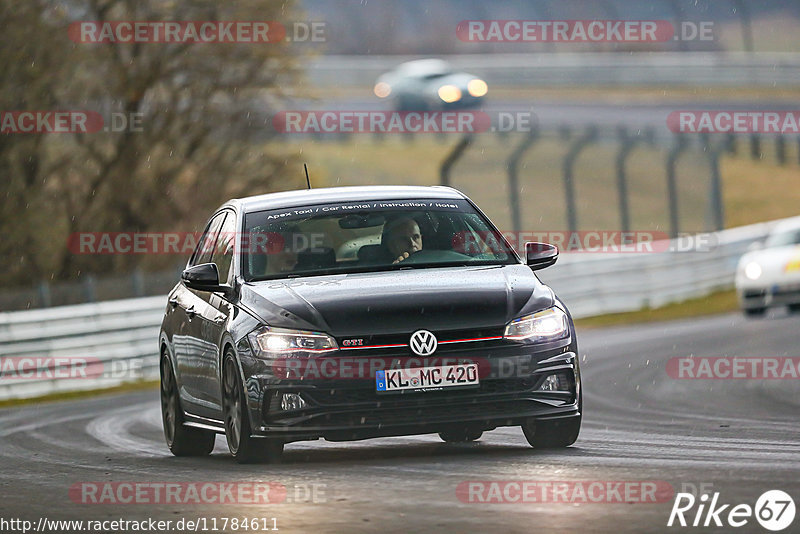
[668,490,795,531]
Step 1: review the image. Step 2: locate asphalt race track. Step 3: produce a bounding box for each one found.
[1,311,798,533]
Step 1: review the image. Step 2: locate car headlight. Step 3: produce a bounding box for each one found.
[467,78,488,97]
[248,326,338,358]
[744,261,762,280]
[504,307,569,342]
[374,82,391,98]
[438,84,462,103]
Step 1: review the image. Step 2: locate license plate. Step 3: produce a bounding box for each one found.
[375,363,479,393]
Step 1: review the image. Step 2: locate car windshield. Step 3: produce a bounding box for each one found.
[765,228,800,248]
[242,198,518,281]
[420,70,453,80]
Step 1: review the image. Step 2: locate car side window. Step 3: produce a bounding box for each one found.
[211,212,235,284]
[190,212,226,267]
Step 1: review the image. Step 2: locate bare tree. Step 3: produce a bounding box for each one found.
[0,0,301,286]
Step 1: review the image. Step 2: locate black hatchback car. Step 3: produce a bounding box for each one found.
[159,185,581,463]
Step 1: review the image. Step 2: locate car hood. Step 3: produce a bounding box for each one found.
[239,264,554,336]
[738,245,800,283]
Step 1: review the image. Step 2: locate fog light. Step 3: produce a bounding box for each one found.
[537,372,572,392]
[280,393,306,411]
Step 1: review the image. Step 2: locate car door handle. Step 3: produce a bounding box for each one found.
[186,306,197,318]
[168,297,179,307]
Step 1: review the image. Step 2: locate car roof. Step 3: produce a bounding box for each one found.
[227,185,466,213]
[395,58,453,76]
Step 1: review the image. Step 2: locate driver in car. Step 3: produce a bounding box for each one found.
[382,216,423,264]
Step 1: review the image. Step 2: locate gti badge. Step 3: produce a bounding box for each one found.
[409,330,437,356]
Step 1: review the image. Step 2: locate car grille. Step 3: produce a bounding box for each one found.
[335,326,506,353]
[304,376,536,406]
[307,399,540,428]
[772,285,800,297]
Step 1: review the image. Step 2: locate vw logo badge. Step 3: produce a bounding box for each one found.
[409,330,437,356]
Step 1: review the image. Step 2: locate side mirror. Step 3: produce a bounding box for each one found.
[525,242,558,270]
[181,263,222,291]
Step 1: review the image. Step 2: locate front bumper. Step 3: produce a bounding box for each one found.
[237,338,581,443]
[738,281,800,309]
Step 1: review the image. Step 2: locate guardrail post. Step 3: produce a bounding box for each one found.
[732,0,755,52]
[83,275,97,303]
[614,126,653,233]
[775,135,787,165]
[132,269,145,297]
[563,126,598,233]
[38,280,51,308]
[615,126,633,233]
[664,0,689,52]
[666,134,689,238]
[701,133,725,232]
[750,134,761,160]
[439,134,473,187]
[724,133,737,154]
[506,128,540,233]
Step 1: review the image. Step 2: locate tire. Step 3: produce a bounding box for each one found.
[521,416,581,449]
[160,353,216,456]
[438,428,483,443]
[744,307,767,317]
[222,350,283,464]
[788,304,800,313]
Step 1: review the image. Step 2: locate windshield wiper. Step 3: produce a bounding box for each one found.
[247,260,512,282]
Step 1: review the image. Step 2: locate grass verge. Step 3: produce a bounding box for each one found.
[279,134,798,234]
[575,289,739,329]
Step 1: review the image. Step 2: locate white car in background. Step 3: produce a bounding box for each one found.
[373,59,488,111]
[736,217,800,317]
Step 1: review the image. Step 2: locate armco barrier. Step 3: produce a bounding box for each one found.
[0,219,784,400]
[538,219,778,318]
[308,52,800,88]
[0,296,164,400]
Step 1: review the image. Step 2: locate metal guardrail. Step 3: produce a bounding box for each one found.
[539,220,776,318]
[0,296,164,400]
[308,52,800,87]
[0,218,783,401]
[0,266,184,312]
